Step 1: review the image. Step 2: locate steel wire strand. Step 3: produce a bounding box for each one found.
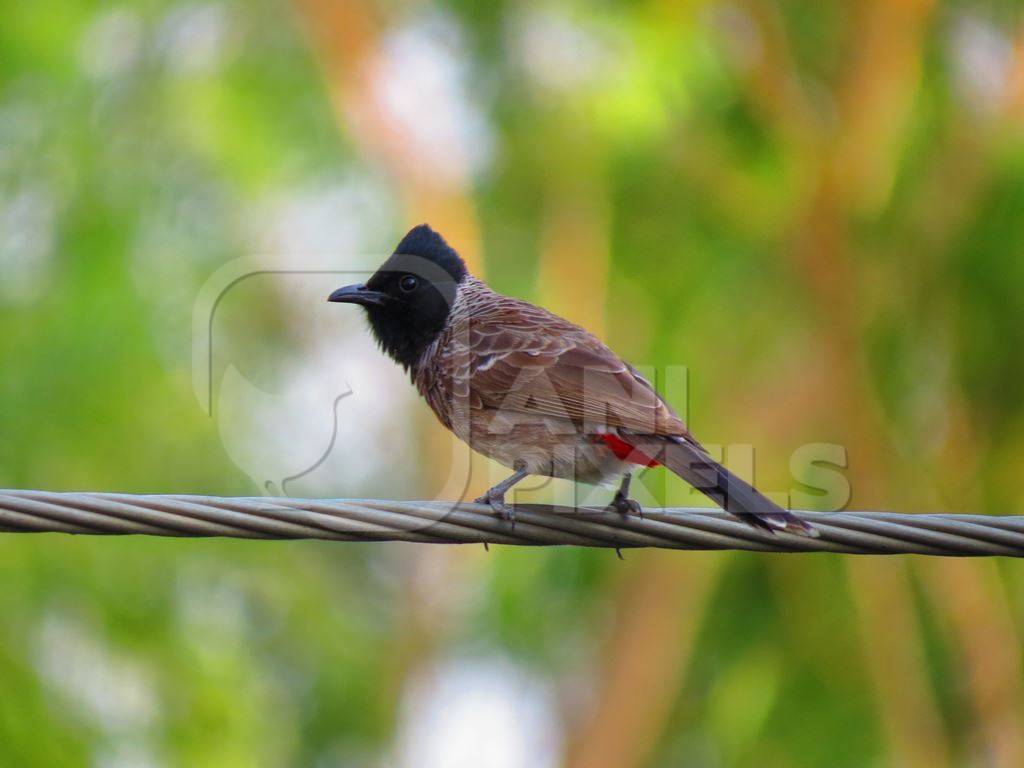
[2,491,1023,556]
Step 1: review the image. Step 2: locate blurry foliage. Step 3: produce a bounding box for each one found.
[2,0,1024,766]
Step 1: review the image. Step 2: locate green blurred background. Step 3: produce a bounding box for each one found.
[3,0,1024,765]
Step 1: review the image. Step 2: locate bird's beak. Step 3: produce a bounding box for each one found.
[327,284,388,307]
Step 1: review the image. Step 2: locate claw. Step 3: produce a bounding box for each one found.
[476,492,516,526]
[608,492,643,518]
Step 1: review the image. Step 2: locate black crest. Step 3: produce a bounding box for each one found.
[345,225,468,373]
[394,224,467,283]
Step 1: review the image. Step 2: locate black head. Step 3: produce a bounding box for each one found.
[328,224,468,372]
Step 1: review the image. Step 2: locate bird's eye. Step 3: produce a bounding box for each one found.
[399,275,419,293]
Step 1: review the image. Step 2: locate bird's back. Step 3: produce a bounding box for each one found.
[415,277,690,439]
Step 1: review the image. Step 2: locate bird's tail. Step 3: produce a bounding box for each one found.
[626,434,817,537]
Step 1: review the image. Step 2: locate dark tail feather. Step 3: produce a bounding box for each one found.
[629,435,817,537]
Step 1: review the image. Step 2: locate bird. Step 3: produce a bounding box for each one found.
[328,224,815,536]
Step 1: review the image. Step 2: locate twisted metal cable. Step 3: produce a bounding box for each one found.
[1,490,1022,556]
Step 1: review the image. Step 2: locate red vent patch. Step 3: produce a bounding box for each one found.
[600,434,661,467]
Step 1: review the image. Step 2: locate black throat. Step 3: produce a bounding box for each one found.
[363,281,458,373]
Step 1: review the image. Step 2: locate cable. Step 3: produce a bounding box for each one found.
[1,491,1021,556]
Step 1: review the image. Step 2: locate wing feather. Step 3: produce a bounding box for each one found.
[442,296,689,437]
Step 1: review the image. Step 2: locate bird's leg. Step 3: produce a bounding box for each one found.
[608,472,643,517]
[475,465,530,524]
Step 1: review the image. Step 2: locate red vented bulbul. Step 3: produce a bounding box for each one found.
[329,224,814,536]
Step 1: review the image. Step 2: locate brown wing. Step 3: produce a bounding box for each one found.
[441,292,689,437]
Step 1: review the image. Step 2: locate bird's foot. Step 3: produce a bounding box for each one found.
[475,490,516,525]
[607,492,643,518]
